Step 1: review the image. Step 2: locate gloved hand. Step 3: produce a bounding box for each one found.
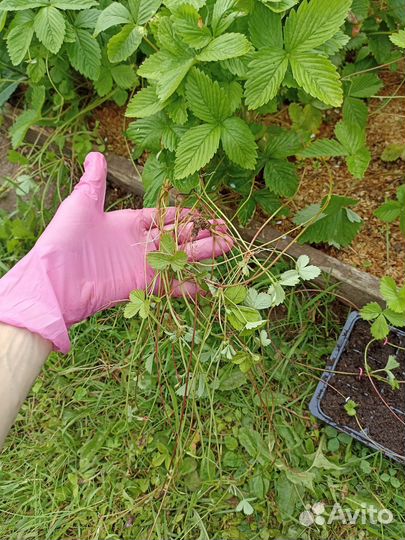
[0,152,232,353]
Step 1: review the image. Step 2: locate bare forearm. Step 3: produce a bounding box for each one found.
[0,323,51,449]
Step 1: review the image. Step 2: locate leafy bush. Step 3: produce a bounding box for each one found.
[1,0,404,248]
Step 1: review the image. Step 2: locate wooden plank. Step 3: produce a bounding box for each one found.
[4,109,382,307]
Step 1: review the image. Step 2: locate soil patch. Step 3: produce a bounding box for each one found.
[322,320,405,458]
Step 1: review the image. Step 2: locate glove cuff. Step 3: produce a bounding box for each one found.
[0,250,70,353]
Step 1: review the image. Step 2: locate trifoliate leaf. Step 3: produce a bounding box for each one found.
[174,123,221,178]
[34,6,65,54]
[245,288,273,310]
[296,254,321,280]
[170,250,188,271]
[220,117,257,170]
[94,2,131,36]
[245,48,288,109]
[196,32,252,61]
[296,195,362,248]
[360,302,382,321]
[284,0,352,52]
[124,290,150,319]
[334,121,365,153]
[107,23,144,62]
[289,51,343,107]
[264,159,298,197]
[380,276,405,313]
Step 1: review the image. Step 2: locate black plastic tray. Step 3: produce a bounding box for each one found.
[309,311,405,465]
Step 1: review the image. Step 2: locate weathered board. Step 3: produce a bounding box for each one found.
[5,110,382,308]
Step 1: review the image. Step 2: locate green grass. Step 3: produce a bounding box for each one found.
[0,150,404,540]
[0,289,404,539]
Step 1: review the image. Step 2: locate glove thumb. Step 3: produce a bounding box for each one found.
[74,152,107,211]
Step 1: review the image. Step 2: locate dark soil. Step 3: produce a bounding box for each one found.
[191,216,211,238]
[321,320,405,458]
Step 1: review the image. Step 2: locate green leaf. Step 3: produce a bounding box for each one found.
[174,123,221,178]
[380,276,405,313]
[110,64,138,89]
[172,4,211,49]
[390,29,405,48]
[342,97,368,128]
[107,23,144,63]
[141,154,166,206]
[381,143,405,162]
[296,254,320,280]
[298,139,348,158]
[248,2,282,49]
[211,0,242,35]
[384,309,405,327]
[265,126,302,159]
[34,6,65,54]
[51,0,97,8]
[75,8,100,29]
[371,314,389,340]
[374,201,401,223]
[124,290,150,319]
[9,109,39,149]
[290,51,343,107]
[245,48,288,109]
[317,30,349,55]
[67,28,101,80]
[224,285,247,305]
[334,121,365,153]
[132,0,161,25]
[228,306,262,331]
[284,0,352,52]
[238,426,270,465]
[126,86,166,118]
[185,67,229,123]
[265,0,299,12]
[0,0,46,9]
[348,73,383,98]
[94,2,131,36]
[360,302,382,321]
[245,288,273,310]
[154,55,194,101]
[346,146,371,179]
[264,159,298,197]
[196,32,251,61]
[220,117,257,170]
[6,20,34,65]
[296,195,362,248]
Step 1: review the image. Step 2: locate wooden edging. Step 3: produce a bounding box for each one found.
[8,111,382,308]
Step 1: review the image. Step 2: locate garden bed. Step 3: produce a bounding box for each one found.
[92,69,405,284]
[310,312,405,464]
[4,107,383,308]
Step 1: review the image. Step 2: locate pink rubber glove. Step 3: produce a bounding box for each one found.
[0,152,232,353]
